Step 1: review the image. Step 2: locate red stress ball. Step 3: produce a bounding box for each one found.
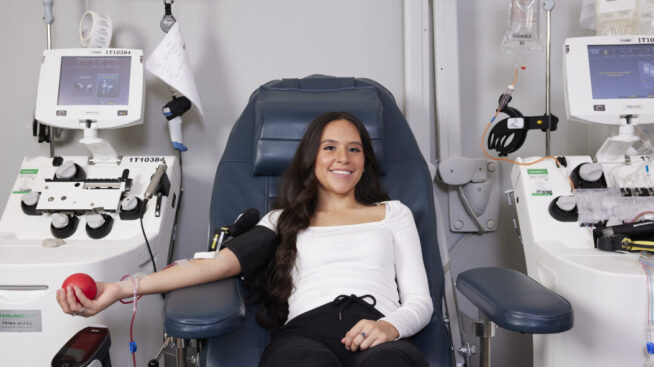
[62,273,97,302]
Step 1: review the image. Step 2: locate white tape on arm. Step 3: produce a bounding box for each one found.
[193,251,218,259]
[174,259,193,266]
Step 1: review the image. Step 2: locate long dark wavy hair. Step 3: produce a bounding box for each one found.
[254,111,390,329]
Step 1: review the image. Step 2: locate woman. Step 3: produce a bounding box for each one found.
[57,111,432,367]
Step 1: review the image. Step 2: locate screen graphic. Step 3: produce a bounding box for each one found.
[57,56,131,105]
[588,44,654,99]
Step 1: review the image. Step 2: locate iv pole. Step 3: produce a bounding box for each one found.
[544,0,555,156]
[43,0,56,158]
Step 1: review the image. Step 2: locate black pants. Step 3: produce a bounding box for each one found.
[259,295,429,367]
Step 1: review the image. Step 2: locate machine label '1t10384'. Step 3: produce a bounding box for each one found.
[128,157,166,163]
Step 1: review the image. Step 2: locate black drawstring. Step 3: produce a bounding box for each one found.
[332,294,377,320]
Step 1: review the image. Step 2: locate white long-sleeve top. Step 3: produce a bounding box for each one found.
[257,200,433,338]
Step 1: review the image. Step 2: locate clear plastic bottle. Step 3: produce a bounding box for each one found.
[500,0,542,54]
[595,0,640,35]
[642,0,654,34]
[580,0,597,30]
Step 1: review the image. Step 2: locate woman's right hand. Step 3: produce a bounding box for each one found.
[56,281,124,317]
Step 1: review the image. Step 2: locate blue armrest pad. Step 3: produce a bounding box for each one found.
[456,267,573,334]
[163,277,245,339]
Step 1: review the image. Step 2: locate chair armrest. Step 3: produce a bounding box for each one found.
[456,267,573,334]
[163,277,245,339]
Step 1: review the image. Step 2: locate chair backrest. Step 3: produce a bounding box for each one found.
[206,75,453,367]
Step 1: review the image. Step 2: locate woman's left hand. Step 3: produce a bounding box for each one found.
[341,319,399,351]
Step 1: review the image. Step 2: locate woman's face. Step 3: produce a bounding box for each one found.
[314,119,365,200]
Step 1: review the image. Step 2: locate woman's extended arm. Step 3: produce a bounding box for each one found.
[57,222,279,317]
[56,248,241,317]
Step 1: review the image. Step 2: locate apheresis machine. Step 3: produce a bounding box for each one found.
[0,48,180,366]
[511,36,654,366]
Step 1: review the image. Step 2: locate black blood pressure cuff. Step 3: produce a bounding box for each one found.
[223,225,278,280]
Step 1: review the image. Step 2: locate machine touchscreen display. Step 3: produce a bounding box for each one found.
[588,44,654,99]
[57,56,131,106]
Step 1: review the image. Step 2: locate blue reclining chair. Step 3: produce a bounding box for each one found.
[162,75,573,367]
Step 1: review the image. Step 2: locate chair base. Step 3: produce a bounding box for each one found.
[459,311,496,367]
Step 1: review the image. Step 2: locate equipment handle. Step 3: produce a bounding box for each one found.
[144,164,168,200]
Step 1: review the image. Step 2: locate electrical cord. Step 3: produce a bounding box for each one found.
[449,234,473,260]
[456,186,485,234]
[178,150,183,179]
[140,199,157,273]
[166,150,184,265]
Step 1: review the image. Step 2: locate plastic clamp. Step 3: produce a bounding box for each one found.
[172,141,188,152]
[130,341,138,353]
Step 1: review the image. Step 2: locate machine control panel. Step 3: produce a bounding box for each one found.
[0,156,178,243]
[512,155,654,241]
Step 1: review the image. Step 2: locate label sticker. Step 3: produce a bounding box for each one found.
[507,117,524,129]
[12,169,39,194]
[0,310,42,332]
[527,168,553,196]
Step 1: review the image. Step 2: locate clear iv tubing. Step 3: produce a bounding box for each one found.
[120,275,142,367]
[480,68,574,189]
[639,254,654,359]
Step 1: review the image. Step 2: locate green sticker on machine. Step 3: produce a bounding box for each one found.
[12,169,39,194]
[527,168,552,196]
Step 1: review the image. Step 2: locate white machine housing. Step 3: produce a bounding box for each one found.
[35,48,144,130]
[0,155,180,366]
[511,156,651,366]
[510,35,654,366]
[563,35,654,125]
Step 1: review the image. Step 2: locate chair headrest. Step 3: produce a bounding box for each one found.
[252,86,385,176]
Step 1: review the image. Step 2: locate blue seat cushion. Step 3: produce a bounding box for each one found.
[253,86,385,176]
[456,267,573,334]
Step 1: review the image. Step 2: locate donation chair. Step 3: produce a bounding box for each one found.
[161,75,573,367]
